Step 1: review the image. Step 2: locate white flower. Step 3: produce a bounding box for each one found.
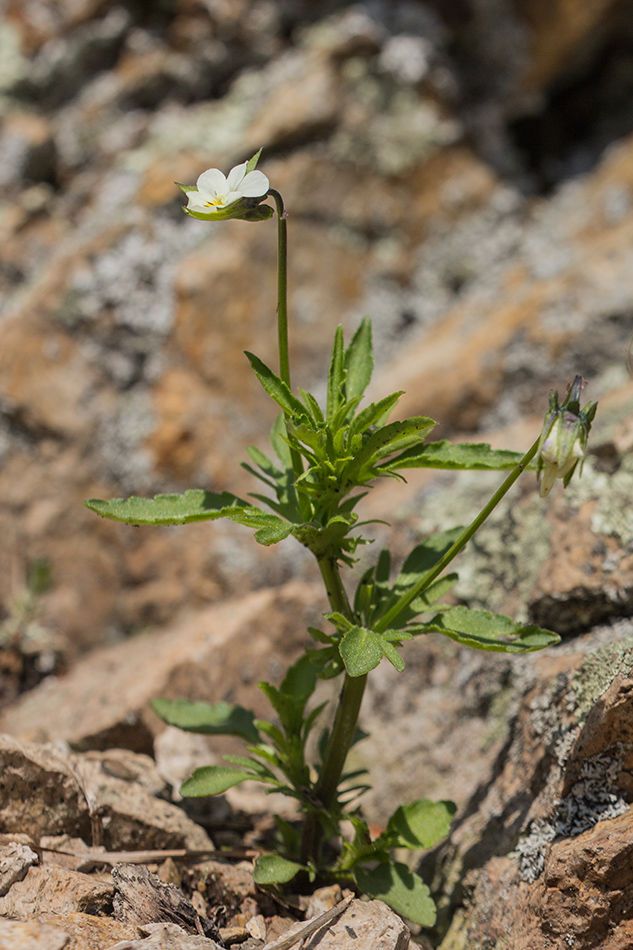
[186,162,269,215]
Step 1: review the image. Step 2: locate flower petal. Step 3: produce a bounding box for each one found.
[196,167,228,197]
[239,169,270,197]
[226,161,248,191]
[186,191,217,212]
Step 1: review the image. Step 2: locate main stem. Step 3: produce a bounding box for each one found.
[375,437,541,634]
[300,556,364,866]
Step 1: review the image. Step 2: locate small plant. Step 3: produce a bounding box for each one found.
[85,151,596,926]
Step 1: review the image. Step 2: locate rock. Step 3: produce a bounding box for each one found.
[0,734,213,851]
[0,917,70,950]
[0,840,39,896]
[104,921,224,949]
[0,582,321,756]
[432,637,633,948]
[0,864,113,918]
[265,898,410,950]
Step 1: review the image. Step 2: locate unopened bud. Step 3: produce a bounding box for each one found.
[536,376,597,497]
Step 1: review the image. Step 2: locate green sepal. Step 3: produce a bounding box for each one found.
[245,147,263,173]
[184,203,273,223]
[151,698,260,744]
[353,862,436,927]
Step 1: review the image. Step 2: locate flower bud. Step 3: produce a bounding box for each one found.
[536,376,597,497]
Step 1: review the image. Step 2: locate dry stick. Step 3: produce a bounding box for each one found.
[41,846,254,873]
[263,894,354,950]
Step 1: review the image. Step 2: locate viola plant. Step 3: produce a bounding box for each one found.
[85,150,597,928]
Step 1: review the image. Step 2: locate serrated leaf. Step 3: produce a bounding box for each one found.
[385,440,528,472]
[387,798,456,850]
[180,765,255,797]
[327,325,346,422]
[253,854,305,885]
[344,318,374,404]
[84,490,246,526]
[340,626,383,676]
[350,392,403,438]
[245,352,309,419]
[151,698,260,743]
[354,862,436,927]
[429,605,560,653]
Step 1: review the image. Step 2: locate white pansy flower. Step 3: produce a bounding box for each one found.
[185,161,269,216]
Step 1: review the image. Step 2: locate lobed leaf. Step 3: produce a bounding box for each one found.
[84,490,247,526]
[428,605,560,653]
[385,440,528,472]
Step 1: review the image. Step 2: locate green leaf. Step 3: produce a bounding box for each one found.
[340,626,383,676]
[378,638,405,672]
[270,414,293,467]
[84,490,247,526]
[351,418,437,479]
[245,147,263,173]
[175,182,197,194]
[344,318,374,404]
[394,527,464,593]
[180,765,255,797]
[245,353,308,419]
[253,854,305,885]
[327,326,345,422]
[385,440,527,472]
[428,605,560,653]
[387,799,456,850]
[350,392,403,438]
[353,862,436,927]
[280,655,319,706]
[230,511,293,546]
[151,698,260,743]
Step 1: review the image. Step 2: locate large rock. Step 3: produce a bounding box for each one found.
[432,638,633,948]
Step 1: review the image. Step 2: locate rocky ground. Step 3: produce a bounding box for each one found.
[2,0,633,947]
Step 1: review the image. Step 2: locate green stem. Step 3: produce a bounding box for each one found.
[375,437,541,634]
[300,556,360,866]
[268,189,291,390]
[268,188,304,496]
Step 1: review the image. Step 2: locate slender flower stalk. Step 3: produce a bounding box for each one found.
[375,438,541,633]
[268,189,291,390]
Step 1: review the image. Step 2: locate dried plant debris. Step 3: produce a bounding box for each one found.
[112,863,225,944]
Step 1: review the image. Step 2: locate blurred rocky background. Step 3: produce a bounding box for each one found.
[2,1,633,947]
